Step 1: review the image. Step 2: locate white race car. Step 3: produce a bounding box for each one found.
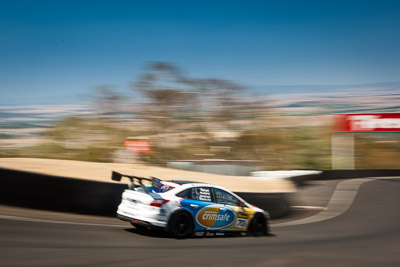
[113,171,270,238]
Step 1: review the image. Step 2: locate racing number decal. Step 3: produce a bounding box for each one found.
[235,218,248,228]
[235,211,252,229]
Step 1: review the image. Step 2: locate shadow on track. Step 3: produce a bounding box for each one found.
[123,227,275,239]
[124,227,170,238]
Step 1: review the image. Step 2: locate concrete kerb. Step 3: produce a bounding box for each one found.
[250,169,400,220]
[289,169,400,186]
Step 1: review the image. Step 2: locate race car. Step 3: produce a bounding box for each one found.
[112,171,270,238]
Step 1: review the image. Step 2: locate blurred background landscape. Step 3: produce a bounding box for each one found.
[1,1,400,170]
[1,63,399,170]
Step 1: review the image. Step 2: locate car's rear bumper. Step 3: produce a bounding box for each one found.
[117,199,169,228]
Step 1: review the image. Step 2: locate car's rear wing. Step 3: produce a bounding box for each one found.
[111,171,163,192]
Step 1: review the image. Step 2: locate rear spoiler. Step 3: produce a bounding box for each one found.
[111,171,163,192]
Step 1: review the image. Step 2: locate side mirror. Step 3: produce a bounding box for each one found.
[236,200,246,208]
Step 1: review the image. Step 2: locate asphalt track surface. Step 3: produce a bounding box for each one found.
[1,178,400,266]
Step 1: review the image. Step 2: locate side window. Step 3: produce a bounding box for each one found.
[214,188,240,206]
[176,188,191,199]
[190,187,213,202]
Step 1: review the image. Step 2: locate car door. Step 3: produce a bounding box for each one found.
[212,188,252,231]
[179,186,218,231]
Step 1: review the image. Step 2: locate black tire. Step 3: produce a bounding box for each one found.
[249,213,268,237]
[130,222,147,231]
[168,212,194,239]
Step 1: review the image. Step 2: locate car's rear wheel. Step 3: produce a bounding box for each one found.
[168,212,194,239]
[249,213,268,237]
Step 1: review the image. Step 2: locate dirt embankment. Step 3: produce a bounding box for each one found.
[0,158,296,193]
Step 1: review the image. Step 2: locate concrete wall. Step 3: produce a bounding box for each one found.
[0,167,289,219]
[2,167,397,220]
[0,168,126,216]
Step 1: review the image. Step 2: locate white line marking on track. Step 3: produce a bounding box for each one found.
[275,177,399,227]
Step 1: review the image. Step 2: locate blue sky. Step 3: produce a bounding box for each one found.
[1,0,400,105]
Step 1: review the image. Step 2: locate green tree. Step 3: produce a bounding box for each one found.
[92,86,126,122]
[133,61,245,130]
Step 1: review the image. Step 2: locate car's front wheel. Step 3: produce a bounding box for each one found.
[168,212,194,239]
[248,213,268,237]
